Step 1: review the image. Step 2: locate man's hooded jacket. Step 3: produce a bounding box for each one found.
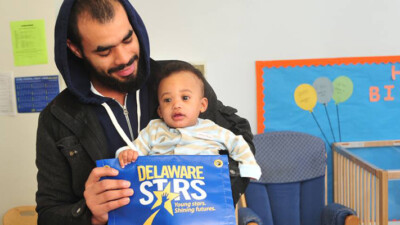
[36,0,254,224]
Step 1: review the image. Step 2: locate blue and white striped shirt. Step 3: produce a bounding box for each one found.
[116,118,261,180]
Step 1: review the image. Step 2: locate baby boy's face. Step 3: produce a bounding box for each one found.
[157,71,208,128]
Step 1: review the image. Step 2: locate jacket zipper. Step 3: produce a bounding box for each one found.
[91,83,136,141]
[114,95,134,141]
[123,105,134,140]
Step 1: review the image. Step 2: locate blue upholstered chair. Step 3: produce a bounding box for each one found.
[238,131,359,225]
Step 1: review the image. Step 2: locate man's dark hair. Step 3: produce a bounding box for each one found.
[67,0,119,48]
[158,61,207,96]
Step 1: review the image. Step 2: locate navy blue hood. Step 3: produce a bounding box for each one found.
[54,0,151,104]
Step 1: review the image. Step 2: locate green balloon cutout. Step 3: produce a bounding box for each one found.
[332,76,353,104]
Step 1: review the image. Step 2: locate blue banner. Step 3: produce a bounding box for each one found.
[96,155,235,225]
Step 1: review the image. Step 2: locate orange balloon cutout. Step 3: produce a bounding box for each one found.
[294,84,318,112]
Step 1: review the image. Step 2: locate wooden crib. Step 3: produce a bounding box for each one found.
[333,140,400,225]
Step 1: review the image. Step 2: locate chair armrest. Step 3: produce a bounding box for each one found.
[322,203,358,225]
[344,215,359,225]
[238,207,263,225]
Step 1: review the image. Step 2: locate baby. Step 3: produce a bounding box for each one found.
[116,61,261,180]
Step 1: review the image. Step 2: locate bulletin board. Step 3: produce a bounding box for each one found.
[15,75,59,113]
[256,55,400,202]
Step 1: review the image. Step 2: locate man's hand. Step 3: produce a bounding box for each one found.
[84,167,134,225]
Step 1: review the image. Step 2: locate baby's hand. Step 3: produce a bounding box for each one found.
[118,149,138,168]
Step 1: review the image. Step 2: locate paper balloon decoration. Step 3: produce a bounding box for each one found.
[294,84,318,112]
[332,76,353,104]
[313,77,333,104]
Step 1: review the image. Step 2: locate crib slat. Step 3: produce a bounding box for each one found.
[350,161,355,210]
[378,171,388,225]
[334,151,338,203]
[341,154,345,205]
[366,172,370,225]
[339,154,344,204]
[363,168,367,225]
[359,167,363,223]
[371,174,375,225]
[355,165,359,220]
[376,176,380,225]
[343,158,349,206]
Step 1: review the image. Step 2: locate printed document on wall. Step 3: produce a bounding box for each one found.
[10,19,48,66]
[0,72,16,116]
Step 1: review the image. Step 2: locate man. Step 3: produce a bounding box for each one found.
[36,0,254,224]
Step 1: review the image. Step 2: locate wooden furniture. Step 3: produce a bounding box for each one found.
[3,205,37,225]
[238,131,359,225]
[333,140,400,225]
[236,196,258,225]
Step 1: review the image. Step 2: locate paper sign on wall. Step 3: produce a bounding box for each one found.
[0,72,16,116]
[10,19,48,66]
[15,75,59,113]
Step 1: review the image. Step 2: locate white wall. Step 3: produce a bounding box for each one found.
[133,0,400,132]
[1,0,400,219]
[0,0,59,219]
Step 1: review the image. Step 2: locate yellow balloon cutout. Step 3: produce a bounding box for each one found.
[294,84,318,112]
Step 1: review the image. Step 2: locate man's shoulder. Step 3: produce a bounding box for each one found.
[40,89,89,119]
[51,89,82,108]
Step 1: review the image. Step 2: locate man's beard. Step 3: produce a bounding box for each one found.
[83,54,146,93]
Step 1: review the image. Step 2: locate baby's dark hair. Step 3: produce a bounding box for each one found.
[157,61,206,96]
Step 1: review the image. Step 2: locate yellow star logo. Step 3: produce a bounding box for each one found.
[144,182,180,225]
[151,182,180,215]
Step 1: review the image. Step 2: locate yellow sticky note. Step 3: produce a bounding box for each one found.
[10,19,48,66]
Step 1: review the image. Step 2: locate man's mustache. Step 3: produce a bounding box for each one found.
[108,55,139,74]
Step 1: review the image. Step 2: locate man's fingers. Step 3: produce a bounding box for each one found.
[86,179,131,196]
[86,167,119,186]
[96,188,134,205]
[88,195,131,223]
[84,167,133,223]
[96,197,131,214]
